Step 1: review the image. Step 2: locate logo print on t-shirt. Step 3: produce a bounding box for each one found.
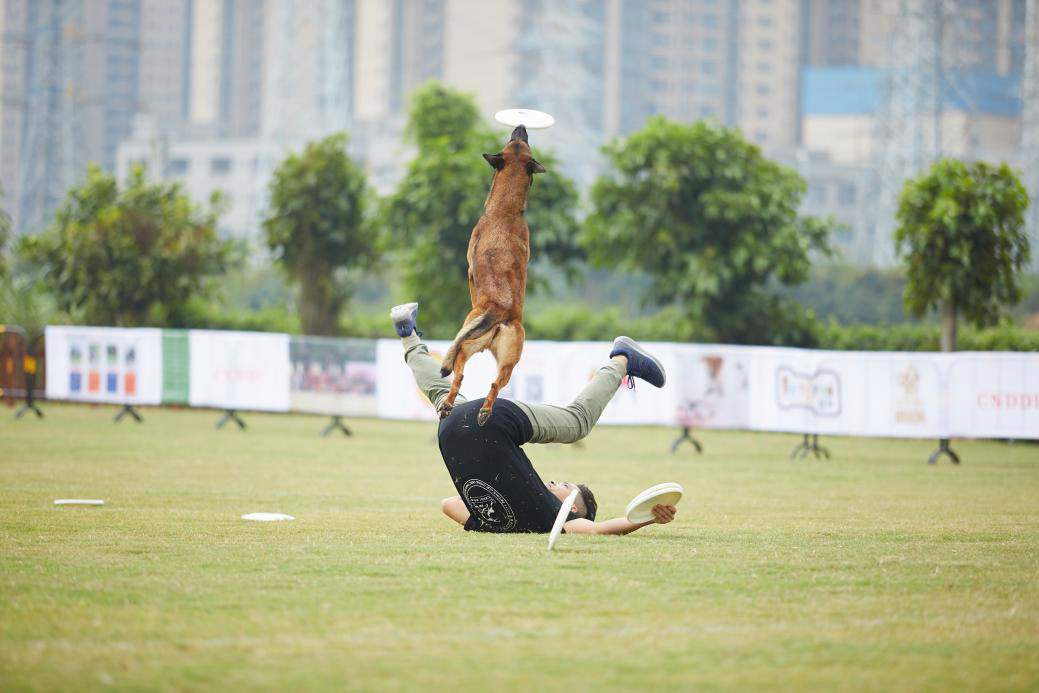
[462,479,517,532]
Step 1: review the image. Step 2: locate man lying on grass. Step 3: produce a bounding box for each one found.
[391,302,678,535]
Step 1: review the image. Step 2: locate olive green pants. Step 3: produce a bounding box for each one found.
[403,341,625,444]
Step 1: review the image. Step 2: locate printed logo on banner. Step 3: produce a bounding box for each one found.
[975,391,1039,411]
[289,336,377,416]
[69,344,82,392]
[776,367,841,416]
[125,346,137,395]
[106,344,118,393]
[895,365,926,424]
[500,374,544,403]
[87,343,100,393]
[676,355,749,426]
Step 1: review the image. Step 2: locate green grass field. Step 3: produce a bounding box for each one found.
[2,403,1038,691]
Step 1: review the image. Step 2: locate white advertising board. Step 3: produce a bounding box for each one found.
[45,326,162,405]
[188,330,290,412]
[44,326,1039,440]
[946,353,1039,439]
[747,349,952,438]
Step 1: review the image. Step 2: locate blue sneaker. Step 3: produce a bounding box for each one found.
[610,336,666,388]
[390,302,422,338]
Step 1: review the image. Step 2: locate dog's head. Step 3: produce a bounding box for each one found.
[483,125,546,177]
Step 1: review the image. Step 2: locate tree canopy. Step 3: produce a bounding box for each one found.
[19,165,234,327]
[582,117,832,344]
[383,82,582,336]
[263,133,377,336]
[895,158,1030,350]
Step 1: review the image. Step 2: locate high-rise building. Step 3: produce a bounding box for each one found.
[139,0,265,140]
[265,0,352,140]
[0,0,141,235]
[799,0,1031,265]
[735,0,802,150]
[600,0,803,154]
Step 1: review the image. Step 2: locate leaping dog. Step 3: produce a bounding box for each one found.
[438,124,545,426]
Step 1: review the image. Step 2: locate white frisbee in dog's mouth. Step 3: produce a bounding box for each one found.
[495,108,555,129]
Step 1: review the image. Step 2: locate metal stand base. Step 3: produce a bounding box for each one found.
[791,433,830,460]
[670,426,703,453]
[928,438,960,465]
[113,404,142,423]
[14,402,43,419]
[216,409,246,430]
[320,415,352,437]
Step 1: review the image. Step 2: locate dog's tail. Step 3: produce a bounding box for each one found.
[440,310,501,377]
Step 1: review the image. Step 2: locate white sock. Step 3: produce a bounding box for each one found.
[401,333,421,349]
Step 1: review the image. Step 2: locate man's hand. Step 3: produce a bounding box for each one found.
[651,504,677,524]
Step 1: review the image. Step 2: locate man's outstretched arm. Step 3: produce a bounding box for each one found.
[563,504,677,536]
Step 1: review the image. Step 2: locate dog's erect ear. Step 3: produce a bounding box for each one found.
[483,153,505,170]
[527,158,546,175]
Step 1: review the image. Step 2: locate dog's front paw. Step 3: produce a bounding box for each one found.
[438,403,453,420]
[477,408,491,426]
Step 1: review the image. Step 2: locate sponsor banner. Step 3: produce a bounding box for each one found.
[188,330,290,412]
[946,353,1039,439]
[290,336,377,416]
[44,326,162,405]
[161,329,190,405]
[44,326,1039,440]
[747,349,951,438]
[671,344,753,429]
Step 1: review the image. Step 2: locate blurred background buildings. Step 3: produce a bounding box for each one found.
[1,0,1036,266]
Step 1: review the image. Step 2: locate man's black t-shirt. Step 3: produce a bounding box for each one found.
[438,398,578,533]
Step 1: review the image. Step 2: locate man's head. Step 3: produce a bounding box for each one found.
[546,480,597,521]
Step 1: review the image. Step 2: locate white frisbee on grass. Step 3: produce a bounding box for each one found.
[625,482,683,524]
[547,488,580,551]
[495,108,555,129]
[54,499,104,506]
[241,512,295,522]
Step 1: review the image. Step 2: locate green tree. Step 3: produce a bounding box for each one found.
[263,133,377,336]
[895,159,1030,352]
[383,82,582,337]
[19,165,234,326]
[582,118,832,345]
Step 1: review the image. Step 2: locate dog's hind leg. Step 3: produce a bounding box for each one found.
[479,320,525,426]
[441,307,499,377]
[438,338,480,420]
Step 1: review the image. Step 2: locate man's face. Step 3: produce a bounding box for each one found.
[546,480,586,517]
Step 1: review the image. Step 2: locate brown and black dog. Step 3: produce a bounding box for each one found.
[438,124,545,426]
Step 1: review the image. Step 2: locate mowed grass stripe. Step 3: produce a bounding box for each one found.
[1,403,1037,691]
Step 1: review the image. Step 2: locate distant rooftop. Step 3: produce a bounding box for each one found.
[802,67,1023,118]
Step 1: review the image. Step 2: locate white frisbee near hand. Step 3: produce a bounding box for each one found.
[54,499,104,506]
[495,108,555,129]
[241,512,295,522]
[625,482,683,524]
[548,488,580,551]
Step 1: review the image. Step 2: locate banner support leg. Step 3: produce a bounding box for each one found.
[670,426,702,453]
[14,401,44,419]
[792,434,829,460]
[216,409,246,430]
[320,415,352,437]
[927,438,960,465]
[113,404,142,423]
